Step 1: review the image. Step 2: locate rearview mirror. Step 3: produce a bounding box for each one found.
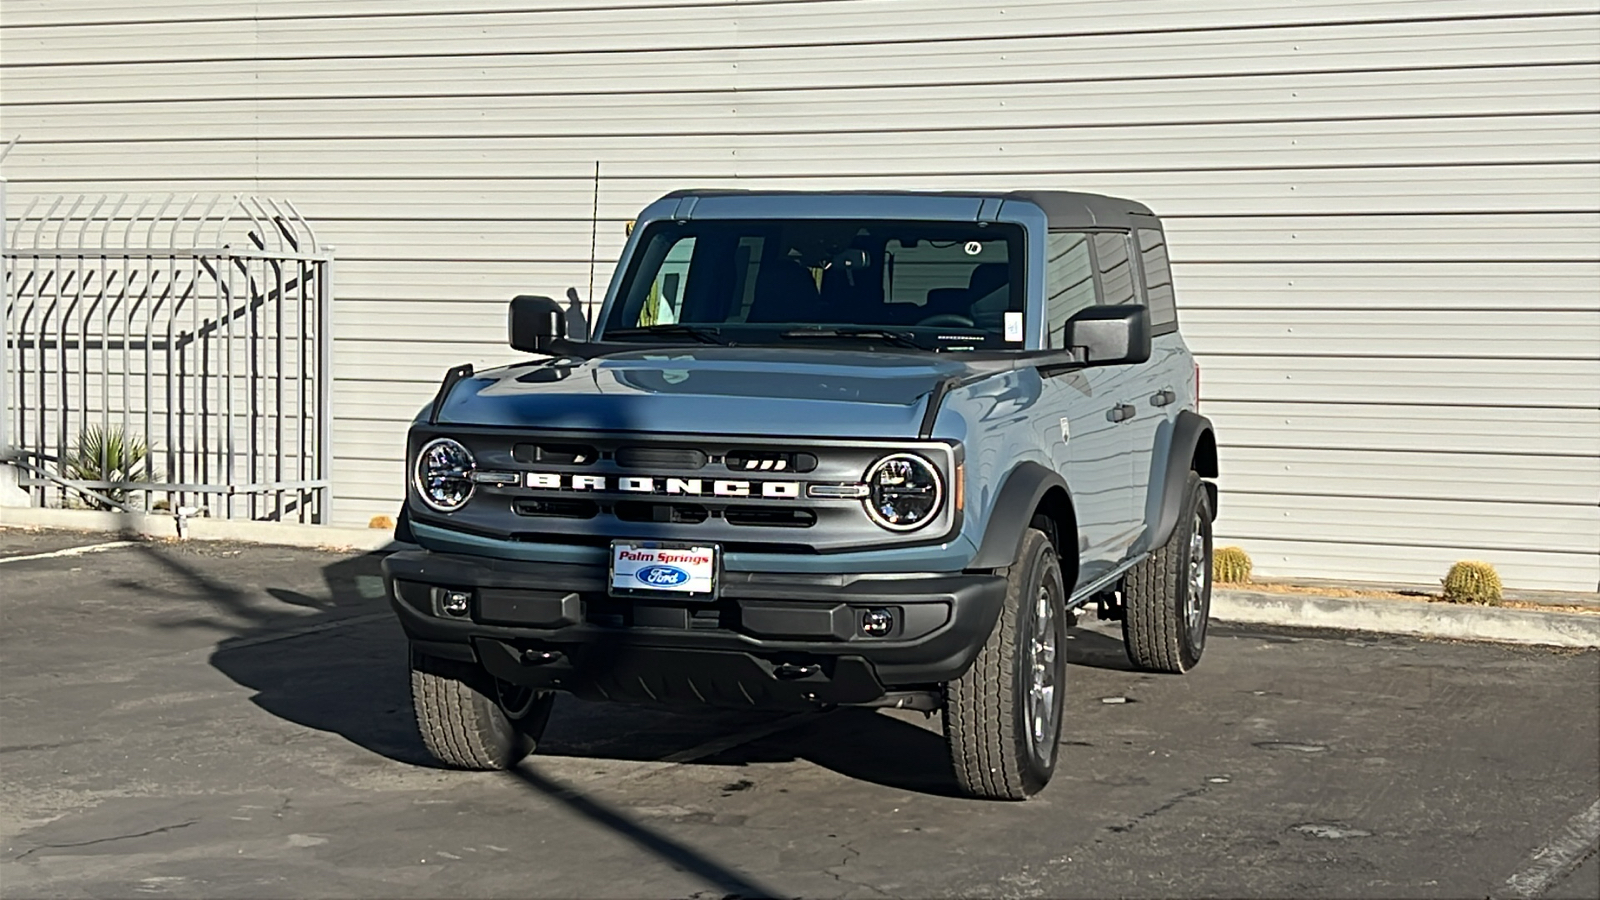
[509,295,566,354]
[1064,304,1151,367]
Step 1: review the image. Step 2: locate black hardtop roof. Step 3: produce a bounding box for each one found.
[660,189,1157,229]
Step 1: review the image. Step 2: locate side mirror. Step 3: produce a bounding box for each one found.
[509,295,566,353]
[1064,304,1151,367]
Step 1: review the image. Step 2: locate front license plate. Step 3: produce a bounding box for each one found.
[609,541,719,599]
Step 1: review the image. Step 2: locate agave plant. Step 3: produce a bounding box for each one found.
[60,424,158,508]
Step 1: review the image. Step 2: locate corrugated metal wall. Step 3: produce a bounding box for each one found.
[3,0,1597,590]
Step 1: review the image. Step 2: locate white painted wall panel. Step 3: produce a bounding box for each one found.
[3,0,1597,590]
[1181,309,1600,360]
[9,115,1600,175]
[10,166,1599,224]
[9,1,1600,52]
[1221,446,1599,506]
[1199,401,1600,457]
[1178,262,1600,310]
[8,68,1598,142]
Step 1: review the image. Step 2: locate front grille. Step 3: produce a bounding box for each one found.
[509,531,820,555]
[513,498,599,519]
[613,501,710,524]
[421,428,960,554]
[615,446,708,470]
[725,506,817,528]
[513,442,596,466]
[724,449,818,473]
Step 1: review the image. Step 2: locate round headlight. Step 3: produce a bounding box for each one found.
[414,438,475,512]
[864,453,943,531]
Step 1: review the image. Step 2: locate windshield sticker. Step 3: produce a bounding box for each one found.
[1004,311,1023,342]
[964,241,982,256]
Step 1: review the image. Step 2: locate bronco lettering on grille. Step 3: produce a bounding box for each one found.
[523,472,802,499]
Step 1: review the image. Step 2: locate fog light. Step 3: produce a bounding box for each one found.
[861,608,894,637]
[440,590,471,617]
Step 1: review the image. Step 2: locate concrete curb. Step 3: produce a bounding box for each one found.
[1213,588,1600,649]
[0,506,402,552]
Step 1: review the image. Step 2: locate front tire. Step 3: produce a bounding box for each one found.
[1122,470,1213,673]
[410,647,555,770]
[944,528,1068,800]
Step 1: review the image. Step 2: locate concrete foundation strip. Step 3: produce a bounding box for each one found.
[0,506,400,551]
[1213,589,1600,649]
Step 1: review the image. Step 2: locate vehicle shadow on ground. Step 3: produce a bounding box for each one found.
[143,543,791,896]
[129,539,1154,895]
[1062,623,1140,672]
[149,541,1136,798]
[128,543,436,766]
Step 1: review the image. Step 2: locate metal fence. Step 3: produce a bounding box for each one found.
[2,187,333,523]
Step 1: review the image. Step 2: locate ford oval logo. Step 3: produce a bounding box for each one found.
[636,565,690,587]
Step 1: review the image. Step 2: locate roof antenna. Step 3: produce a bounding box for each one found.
[585,160,600,308]
[564,160,600,340]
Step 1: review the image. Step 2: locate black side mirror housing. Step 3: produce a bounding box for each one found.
[509,295,566,353]
[1064,304,1152,367]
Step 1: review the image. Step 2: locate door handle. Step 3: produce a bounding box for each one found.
[1150,389,1176,407]
[1107,403,1137,423]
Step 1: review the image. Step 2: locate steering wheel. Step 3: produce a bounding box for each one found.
[917,313,976,328]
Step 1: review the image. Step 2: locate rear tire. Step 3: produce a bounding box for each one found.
[944,528,1068,800]
[1122,471,1213,673]
[409,647,555,770]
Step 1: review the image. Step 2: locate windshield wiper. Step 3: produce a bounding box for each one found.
[779,328,926,350]
[605,324,725,345]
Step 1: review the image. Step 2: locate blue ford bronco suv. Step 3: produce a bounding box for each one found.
[383,190,1219,800]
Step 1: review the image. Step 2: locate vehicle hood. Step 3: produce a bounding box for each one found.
[433,347,992,438]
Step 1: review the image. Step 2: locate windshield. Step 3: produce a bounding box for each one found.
[600,219,1026,350]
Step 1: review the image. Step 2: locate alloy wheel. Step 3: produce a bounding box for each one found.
[1028,582,1059,760]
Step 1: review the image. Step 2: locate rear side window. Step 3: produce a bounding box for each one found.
[1093,232,1136,306]
[1045,231,1096,348]
[1136,228,1178,333]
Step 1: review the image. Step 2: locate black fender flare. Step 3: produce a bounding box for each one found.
[394,504,417,544]
[968,461,1073,571]
[1148,410,1218,551]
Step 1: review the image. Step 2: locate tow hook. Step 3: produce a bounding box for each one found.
[519,649,564,667]
[772,662,821,680]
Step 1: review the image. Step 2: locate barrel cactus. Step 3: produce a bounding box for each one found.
[1442,560,1503,605]
[1213,546,1252,584]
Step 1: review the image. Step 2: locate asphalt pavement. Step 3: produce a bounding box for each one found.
[1,527,1596,899]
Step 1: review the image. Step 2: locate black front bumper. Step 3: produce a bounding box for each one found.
[381,550,1006,710]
